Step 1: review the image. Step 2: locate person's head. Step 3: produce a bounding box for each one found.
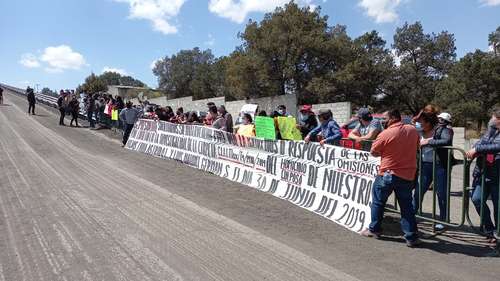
[437,112,452,126]
[356,107,373,126]
[318,109,332,123]
[187,111,200,123]
[381,109,402,129]
[176,107,184,115]
[258,110,267,117]
[60,89,65,96]
[218,105,227,115]
[207,102,215,109]
[208,105,218,117]
[299,105,314,118]
[117,96,123,101]
[420,112,438,132]
[165,106,173,114]
[242,113,252,125]
[489,107,500,129]
[277,105,286,116]
[126,101,133,109]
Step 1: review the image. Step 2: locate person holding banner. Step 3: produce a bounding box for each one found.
[361,109,422,247]
[304,109,341,146]
[236,113,255,137]
[120,101,143,146]
[297,105,318,139]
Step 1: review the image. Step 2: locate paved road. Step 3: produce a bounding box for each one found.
[0,91,498,281]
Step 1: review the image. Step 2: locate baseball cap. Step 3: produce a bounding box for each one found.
[356,108,372,120]
[318,109,331,116]
[438,112,452,123]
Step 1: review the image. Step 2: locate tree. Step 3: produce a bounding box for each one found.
[383,22,456,114]
[153,48,218,99]
[82,73,107,95]
[237,3,333,99]
[489,26,500,56]
[435,50,500,127]
[40,87,58,97]
[99,71,146,87]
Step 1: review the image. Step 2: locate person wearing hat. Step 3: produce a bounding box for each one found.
[348,108,382,150]
[304,109,342,146]
[297,105,318,138]
[414,111,454,231]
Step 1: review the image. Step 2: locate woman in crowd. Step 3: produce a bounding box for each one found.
[467,107,500,243]
[236,113,255,137]
[186,111,202,125]
[69,95,80,127]
[413,111,453,231]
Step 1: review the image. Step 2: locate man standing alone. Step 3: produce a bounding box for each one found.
[119,101,142,147]
[57,90,66,126]
[27,87,36,115]
[361,109,421,247]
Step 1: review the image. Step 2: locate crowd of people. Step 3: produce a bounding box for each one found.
[41,89,500,246]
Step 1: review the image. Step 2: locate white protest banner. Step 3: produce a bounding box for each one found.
[126,119,380,233]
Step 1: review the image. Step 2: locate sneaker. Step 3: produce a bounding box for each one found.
[360,229,381,239]
[434,224,445,231]
[406,239,422,248]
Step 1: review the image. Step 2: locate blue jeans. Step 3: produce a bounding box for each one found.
[471,163,499,233]
[413,162,448,221]
[87,111,95,128]
[369,175,418,242]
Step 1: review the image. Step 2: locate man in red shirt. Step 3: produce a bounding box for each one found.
[361,109,421,247]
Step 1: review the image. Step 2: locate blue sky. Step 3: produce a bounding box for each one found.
[1,0,499,91]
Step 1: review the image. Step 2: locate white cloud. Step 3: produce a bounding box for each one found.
[358,0,401,23]
[40,45,87,72]
[115,0,186,34]
[150,58,162,69]
[19,53,41,68]
[208,0,316,23]
[480,0,500,6]
[102,67,128,75]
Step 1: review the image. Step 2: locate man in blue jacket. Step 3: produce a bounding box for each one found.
[466,107,500,241]
[304,109,342,146]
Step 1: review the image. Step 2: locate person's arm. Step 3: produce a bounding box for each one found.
[119,109,126,121]
[348,124,361,139]
[324,121,342,143]
[307,125,321,138]
[370,134,385,157]
[428,127,453,147]
[475,140,500,154]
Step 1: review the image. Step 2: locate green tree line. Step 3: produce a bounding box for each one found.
[151,2,499,128]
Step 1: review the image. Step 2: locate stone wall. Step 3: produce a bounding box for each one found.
[311,102,352,124]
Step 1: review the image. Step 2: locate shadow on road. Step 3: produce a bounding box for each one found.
[380,216,498,257]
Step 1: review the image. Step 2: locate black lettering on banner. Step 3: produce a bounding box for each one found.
[241,170,253,185]
[314,196,339,216]
[267,178,279,194]
[256,174,267,190]
[222,164,230,178]
[307,164,319,188]
[266,155,277,175]
[232,167,241,181]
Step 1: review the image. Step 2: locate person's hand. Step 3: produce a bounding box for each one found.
[350,135,360,142]
[420,138,430,146]
[466,148,477,159]
[319,139,326,146]
[304,135,311,143]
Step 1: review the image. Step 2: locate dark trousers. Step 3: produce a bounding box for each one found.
[70,111,79,126]
[87,111,95,128]
[28,103,35,114]
[413,162,449,221]
[59,108,66,125]
[369,175,418,242]
[123,123,134,145]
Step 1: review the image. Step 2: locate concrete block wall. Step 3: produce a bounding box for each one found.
[190,97,226,111]
[311,102,352,125]
[225,100,247,121]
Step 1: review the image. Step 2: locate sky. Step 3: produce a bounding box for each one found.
[1,0,499,91]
